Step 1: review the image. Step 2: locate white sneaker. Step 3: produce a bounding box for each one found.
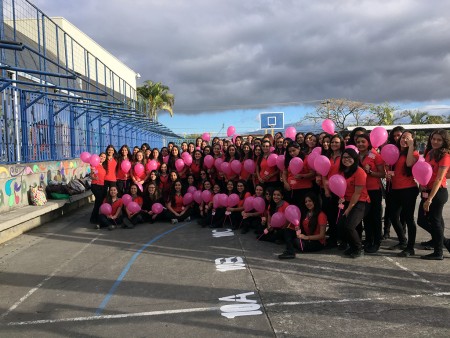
[171,219,178,224]
[185,217,191,222]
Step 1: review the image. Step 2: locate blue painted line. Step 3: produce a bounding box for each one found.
[95,222,188,315]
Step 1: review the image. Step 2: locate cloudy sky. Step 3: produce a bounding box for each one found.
[33,0,450,134]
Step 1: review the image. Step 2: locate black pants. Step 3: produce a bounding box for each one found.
[417,188,448,254]
[389,186,419,249]
[364,189,383,247]
[286,188,312,214]
[116,179,131,196]
[90,184,107,223]
[323,191,339,242]
[98,214,123,228]
[282,228,324,254]
[165,209,192,222]
[343,201,368,251]
[126,213,144,225]
[241,216,262,232]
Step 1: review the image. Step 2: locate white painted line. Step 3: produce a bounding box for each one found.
[383,257,441,291]
[6,292,450,326]
[1,236,100,320]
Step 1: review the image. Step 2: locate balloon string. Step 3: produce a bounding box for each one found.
[299,238,304,252]
[336,208,342,225]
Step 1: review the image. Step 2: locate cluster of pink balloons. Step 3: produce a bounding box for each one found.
[80,151,101,167]
[122,193,141,213]
[242,196,265,213]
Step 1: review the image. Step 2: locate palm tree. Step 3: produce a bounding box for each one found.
[402,110,429,124]
[137,80,175,120]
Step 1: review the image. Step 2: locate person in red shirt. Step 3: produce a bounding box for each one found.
[189,150,203,181]
[141,182,164,224]
[165,180,192,224]
[131,150,147,188]
[90,152,107,224]
[227,180,252,229]
[240,183,265,234]
[257,140,280,190]
[259,188,289,244]
[280,192,327,259]
[356,133,385,253]
[123,183,144,229]
[116,145,132,196]
[98,186,123,230]
[104,145,118,190]
[387,130,419,256]
[417,129,450,260]
[339,148,370,258]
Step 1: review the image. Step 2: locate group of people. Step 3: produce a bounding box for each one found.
[88,127,450,261]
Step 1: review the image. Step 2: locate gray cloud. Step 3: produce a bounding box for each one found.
[34,0,450,115]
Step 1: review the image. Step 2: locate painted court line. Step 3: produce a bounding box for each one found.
[0,235,100,320]
[95,222,188,315]
[6,292,450,326]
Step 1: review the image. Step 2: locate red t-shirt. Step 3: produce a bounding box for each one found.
[426,152,450,190]
[240,160,253,181]
[104,158,117,182]
[259,157,278,183]
[287,157,313,190]
[327,155,341,179]
[343,167,370,202]
[302,211,327,245]
[91,164,106,185]
[360,151,384,190]
[116,163,129,180]
[169,194,184,213]
[190,161,201,179]
[132,196,143,207]
[237,192,252,208]
[132,163,147,180]
[392,151,419,190]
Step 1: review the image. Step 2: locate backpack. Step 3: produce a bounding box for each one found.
[30,186,47,206]
[68,179,86,194]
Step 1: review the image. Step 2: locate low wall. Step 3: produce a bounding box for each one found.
[0,159,90,214]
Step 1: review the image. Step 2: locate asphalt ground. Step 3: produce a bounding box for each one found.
[0,203,449,337]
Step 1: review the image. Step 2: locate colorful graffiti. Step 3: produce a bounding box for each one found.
[0,160,88,210]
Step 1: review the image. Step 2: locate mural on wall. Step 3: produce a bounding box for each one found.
[0,160,88,209]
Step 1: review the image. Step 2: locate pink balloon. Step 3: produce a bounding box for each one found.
[221,162,232,176]
[202,190,212,203]
[89,154,100,167]
[183,192,194,205]
[175,158,185,172]
[202,132,211,142]
[276,155,285,170]
[271,211,287,229]
[204,155,215,169]
[285,205,301,227]
[269,146,275,153]
[418,155,425,162]
[345,145,359,153]
[213,194,220,209]
[137,183,143,192]
[227,126,236,137]
[187,186,197,194]
[196,146,201,150]
[252,197,266,213]
[307,151,319,171]
[314,155,331,176]
[163,155,169,164]
[214,158,224,171]
[328,174,347,198]
[381,144,400,166]
[121,160,131,173]
[322,119,335,134]
[312,147,322,154]
[243,159,256,173]
[134,163,144,175]
[243,196,255,212]
[183,154,193,166]
[151,203,163,215]
[122,194,132,207]
[285,127,296,139]
[99,203,112,216]
[127,201,141,214]
[193,190,203,204]
[370,127,388,148]
[80,151,91,163]
[267,153,278,167]
[227,193,240,207]
[289,157,304,175]
[181,151,190,160]
[146,160,158,172]
[230,160,242,174]
[412,161,433,186]
[219,194,228,207]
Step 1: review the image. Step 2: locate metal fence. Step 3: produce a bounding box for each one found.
[0,0,179,164]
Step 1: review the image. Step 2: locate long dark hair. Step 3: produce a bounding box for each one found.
[330,134,345,154]
[301,192,322,235]
[388,126,405,145]
[168,179,185,206]
[425,129,450,162]
[116,145,131,174]
[143,182,161,203]
[339,148,360,178]
[396,130,417,177]
[348,127,367,146]
[236,180,248,200]
[269,188,285,216]
[284,141,305,170]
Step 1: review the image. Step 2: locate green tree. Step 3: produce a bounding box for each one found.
[365,103,402,126]
[305,98,369,130]
[137,80,175,120]
[402,110,429,124]
[426,115,446,124]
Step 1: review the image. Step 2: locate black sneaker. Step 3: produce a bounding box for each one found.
[421,252,444,260]
[364,244,379,254]
[108,225,116,231]
[388,242,407,250]
[278,251,295,259]
[123,218,134,229]
[382,231,390,240]
[350,250,364,258]
[444,239,450,254]
[338,242,348,251]
[343,247,354,256]
[397,248,415,257]
[420,239,433,246]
